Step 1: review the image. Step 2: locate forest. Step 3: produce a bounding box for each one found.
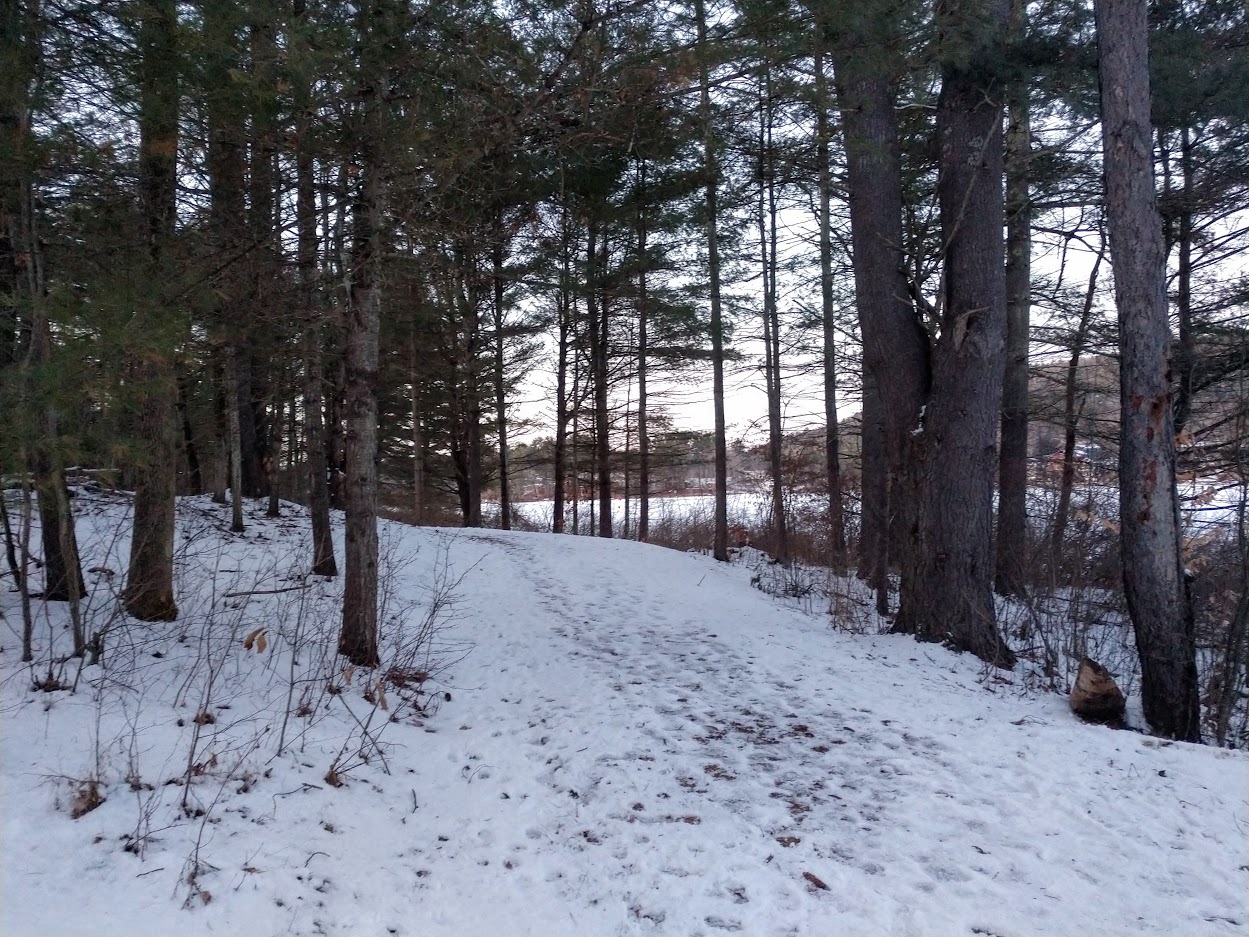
[2,0,1247,750]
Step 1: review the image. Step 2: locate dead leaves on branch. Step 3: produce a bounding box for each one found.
[241,627,268,654]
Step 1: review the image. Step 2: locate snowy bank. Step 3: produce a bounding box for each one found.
[1,491,1246,937]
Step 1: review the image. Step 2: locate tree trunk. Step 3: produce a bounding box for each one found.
[204,0,246,512]
[326,164,349,511]
[29,316,83,613]
[492,237,511,530]
[235,355,265,498]
[827,2,929,606]
[468,392,484,527]
[8,50,85,615]
[571,368,580,536]
[896,0,1015,669]
[813,40,846,571]
[338,0,386,668]
[247,16,279,503]
[328,354,346,510]
[176,371,203,494]
[267,394,282,517]
[695,0,729,562]
[553,230,571,534]
[227,345,246,533]
[16,481,34,660]
[758,66,788,564]
[995,10,1032,598]
[211,353,228,503]
[408,335,425,527]
[305,325,336,573]
[27,294,85,650]
[1095,0,1199,740]
[453,253,483,529]
[587,220,612,537]
[858,372,890,614]
[635,158,650,543]
[292,3,336,574]
[124,0,179,623]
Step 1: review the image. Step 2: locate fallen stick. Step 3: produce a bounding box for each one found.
[223,584,310,599]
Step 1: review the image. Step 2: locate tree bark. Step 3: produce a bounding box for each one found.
[176,371,203,494]
[492,237,512,530]
[587,220,612,537]
[758,64,788,564]
[227,346,246,533]
[895,0,1015,669]
[267,395,282,517]
[553,204,571,533]
[123,0,179,623]
[408,334,425,527]
[858,371,890,614]
[827,0,929,608]
[1095,0,1199,740]
[695,0,729,562]
[338,0,386,668]
[292,0,336,575]
[813,39,846,571]
[635,158,650,543]
[995,7,1032,597]
[210,352,229,503]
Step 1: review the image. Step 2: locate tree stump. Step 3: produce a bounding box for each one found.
[1070,657,1126,724]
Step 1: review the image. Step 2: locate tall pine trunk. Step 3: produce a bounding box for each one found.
[338,0,386,668]
[1095,0,1199,740]
[758,66,788,564]
[492,238,512,530]
[587,219,612,537]
[896,0,1015,668]
[176,372,203,494]
[553,195,571,534]
[635,159,650,543]
[813,40,845,571]
[292,0,336,575]
[694,0,729,562]
[995,0,1032,597]
[227,346,246,533]
[827,2,929,611]
[123,0,179,623]
[408,335,425,526]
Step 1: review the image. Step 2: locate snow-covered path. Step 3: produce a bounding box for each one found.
[415,529,1247,937]
[2,501,1247,937]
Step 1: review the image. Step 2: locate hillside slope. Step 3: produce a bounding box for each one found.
[1,492,1246,936]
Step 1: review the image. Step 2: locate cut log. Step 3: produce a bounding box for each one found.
[1070,657,1126,724]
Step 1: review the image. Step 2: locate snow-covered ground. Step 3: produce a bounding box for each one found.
[2,490,1247,937]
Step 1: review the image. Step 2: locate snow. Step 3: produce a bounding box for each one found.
[2,490,1247,937]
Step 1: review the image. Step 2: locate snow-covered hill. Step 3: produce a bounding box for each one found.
[2,491,1246,936]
